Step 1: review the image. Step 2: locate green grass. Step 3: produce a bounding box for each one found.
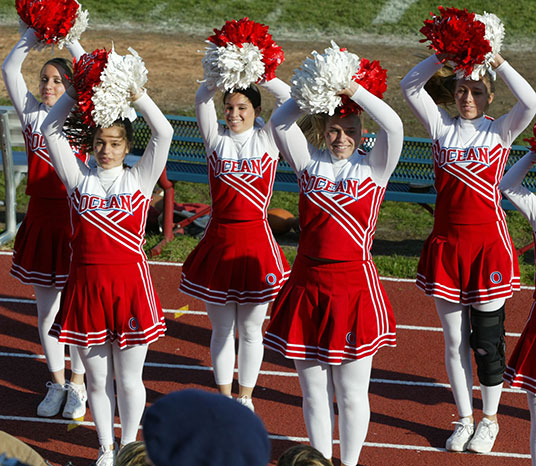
[0,1,535,40]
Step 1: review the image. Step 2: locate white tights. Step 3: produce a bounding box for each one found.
[528,392,536,466]
[294,356,373,466]
[34,285,84,376]
[205,302,268,388]
[77,343,148,447]
[434,297,505,418]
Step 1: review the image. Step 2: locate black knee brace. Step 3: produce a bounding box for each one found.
[470,305,506,387]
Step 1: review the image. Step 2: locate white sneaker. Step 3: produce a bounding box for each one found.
[445,417,475,452]
[37,382,67,417]
[467,418,499,453]
[237,395,255,412]
[62,381,87,419]
[95,443,117,466]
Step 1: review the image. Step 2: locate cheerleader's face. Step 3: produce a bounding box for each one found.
[93,126,130,169]
[454,79,494,120]
[39,64,68,107]
[324,114,362,160]
[223,93,261,134]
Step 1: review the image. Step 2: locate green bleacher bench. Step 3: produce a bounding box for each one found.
[130,113,531,212]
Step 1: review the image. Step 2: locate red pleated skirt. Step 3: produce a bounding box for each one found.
[417,221,520,305]
[264,254,396,365]
[49,261,166,348]
[11,197,72,288]
[179,218,290,305]
[504,300,536,394]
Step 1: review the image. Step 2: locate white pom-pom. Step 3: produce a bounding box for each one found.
[469,11,504,80]
[202,42,265,91]
[290,41,360,115]
[57,3,89,49]
[91,47,148,127]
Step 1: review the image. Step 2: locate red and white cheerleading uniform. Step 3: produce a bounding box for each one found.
[179,79,291,305]
[401,55,536,305]
[42,92,173,348]
[2,29,88,288]
[264,86,403,364]
[499,151,536,393]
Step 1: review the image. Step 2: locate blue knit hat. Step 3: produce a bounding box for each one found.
[142,389,271,466]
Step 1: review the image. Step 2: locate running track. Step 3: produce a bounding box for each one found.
[0,251,533,465]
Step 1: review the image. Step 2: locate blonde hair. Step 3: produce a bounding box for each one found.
[424,59,496,107]
[277,445,332,466]
[298,112,363,149]
[116,441,148,466]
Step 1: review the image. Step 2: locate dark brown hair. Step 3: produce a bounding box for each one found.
[64,117,134,154]
[223,84,261,109]
[41,57,73,84]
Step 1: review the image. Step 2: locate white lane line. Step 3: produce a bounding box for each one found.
[372,0,420,25]
[0,351,525,394]
[0,414,529,458]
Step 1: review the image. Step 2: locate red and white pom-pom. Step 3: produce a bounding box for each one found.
[291,42,387,116]
[420,6,503,79]
[16,0,88,49]
[73,47,147,128]
[202,17,284,91]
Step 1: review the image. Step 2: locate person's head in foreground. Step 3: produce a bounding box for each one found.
[142,389,271,466]
[277,444,332,466]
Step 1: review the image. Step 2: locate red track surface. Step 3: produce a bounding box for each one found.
[0,251,533,465]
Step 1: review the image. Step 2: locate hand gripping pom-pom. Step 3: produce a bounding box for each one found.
[16,0,88,48]
[419,6,503,79]
[202,17,284,91]
[291,41,387,116]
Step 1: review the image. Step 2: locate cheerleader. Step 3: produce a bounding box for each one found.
[500,146,536,465]
[400,10,536,453]
[178,19,290,410]
[41,49,173,466]
[1,27,88,419]
[263,44,402,466]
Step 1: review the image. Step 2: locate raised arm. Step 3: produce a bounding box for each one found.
[259,77,291,112]
[400,54,448,139]
[195,82,220,148]
[499,151,536,228]
[131,93,174,197]
[270,98,312,173]
[2,28,39,118]
[493,58,536,144]
[346,84,403,186]
[41,89,87,192]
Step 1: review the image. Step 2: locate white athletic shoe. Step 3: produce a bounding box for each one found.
[62,381,87,419]
[95,443,117,466]
[445,417,475,452]
[467,418,499,453]
[37,382,67,417]
[237,395,255,412]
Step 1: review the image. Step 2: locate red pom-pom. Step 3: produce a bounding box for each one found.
[207,17,284,81]
[72,48,110,127]
[16,0,81,45]
[419,6,491,78]
[339,58,388,117]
